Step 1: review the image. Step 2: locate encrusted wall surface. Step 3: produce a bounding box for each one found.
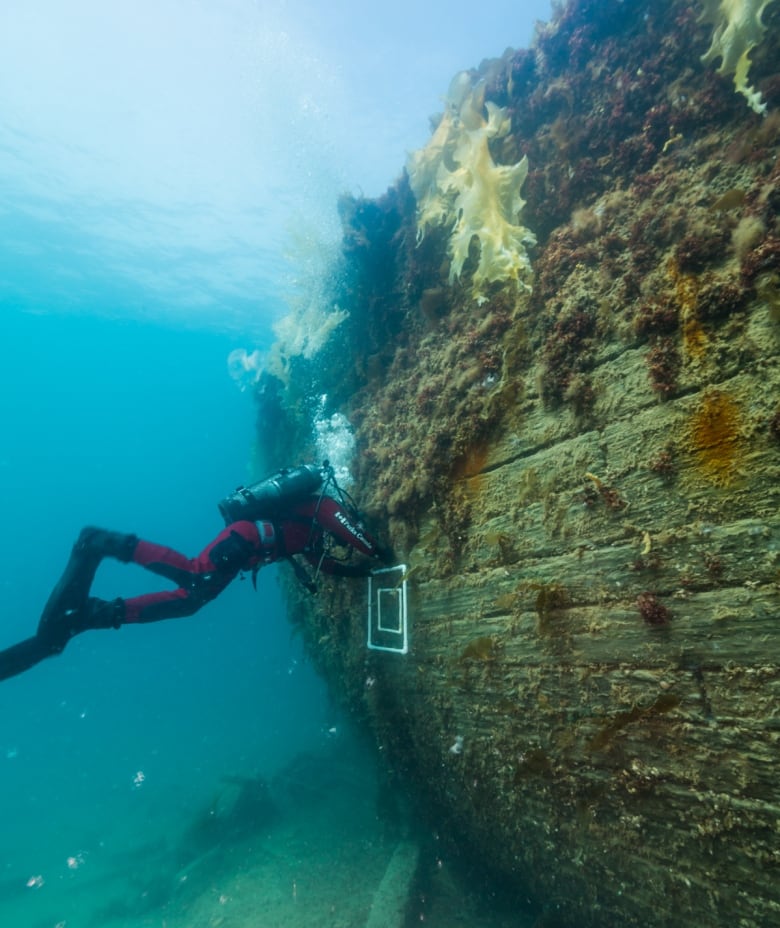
[259,1,780,924]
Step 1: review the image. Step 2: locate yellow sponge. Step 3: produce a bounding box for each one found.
[700,0,776,114]
[407,74,535,294]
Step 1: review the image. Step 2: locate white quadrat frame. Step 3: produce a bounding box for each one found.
[367,564,409,654]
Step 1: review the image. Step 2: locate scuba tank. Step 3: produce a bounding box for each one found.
[218,464,326,525]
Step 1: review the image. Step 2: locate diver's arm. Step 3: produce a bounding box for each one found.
[314,556,375,578]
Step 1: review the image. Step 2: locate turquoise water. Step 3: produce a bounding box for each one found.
[0,311,516,925]
[0,309,355,925]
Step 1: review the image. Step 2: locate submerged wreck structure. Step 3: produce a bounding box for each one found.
[256,1,780,924]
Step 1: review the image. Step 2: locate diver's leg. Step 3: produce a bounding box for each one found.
[0,636,53,682]
[122,577,229,623]
[36,527,137,649]
[79,527,138,563]
[0,596,126,683]
[40,525,263,629]
[125,524,269,623]
[0,530,137,682]
[37,595,126,657]
[131,539,198,586]
[131,523,265,585]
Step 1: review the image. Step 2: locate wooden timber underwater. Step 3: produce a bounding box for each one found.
[257,1,780,924]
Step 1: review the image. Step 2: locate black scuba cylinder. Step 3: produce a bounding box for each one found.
[218,464,325,525]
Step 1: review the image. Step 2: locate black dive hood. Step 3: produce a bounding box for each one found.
[218,464,326,525]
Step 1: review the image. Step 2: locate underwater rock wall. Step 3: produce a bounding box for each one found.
[257,1,780,925]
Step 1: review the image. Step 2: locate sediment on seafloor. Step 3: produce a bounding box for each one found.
[256,1,780,925]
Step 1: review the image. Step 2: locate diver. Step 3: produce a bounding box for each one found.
[0,463,390,683]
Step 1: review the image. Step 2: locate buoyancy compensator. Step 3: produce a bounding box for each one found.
[218,464,326,525]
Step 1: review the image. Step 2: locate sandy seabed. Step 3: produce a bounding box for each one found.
[5,738,528,928]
